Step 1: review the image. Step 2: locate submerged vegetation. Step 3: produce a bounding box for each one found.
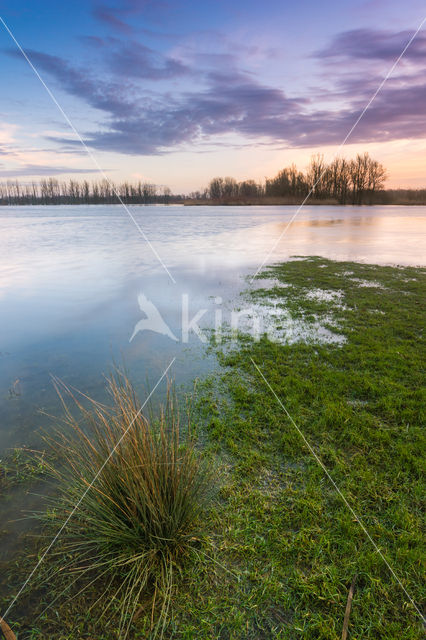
[0,448,48,494]
[1,258,424,638]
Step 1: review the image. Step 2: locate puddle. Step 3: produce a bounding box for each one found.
[227,299,346,345]
[249,277,288,291]
[304,289,344,303]
[349,278,384,288]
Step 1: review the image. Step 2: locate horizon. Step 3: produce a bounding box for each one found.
[0,1,425,192]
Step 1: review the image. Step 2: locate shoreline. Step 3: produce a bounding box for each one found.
[1,200,426,207]
[183,197,426,206]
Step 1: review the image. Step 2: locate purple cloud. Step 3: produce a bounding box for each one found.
[82,71,306,154]
[7,48,138,118]
[93,7,133,34]
[7,24,426,156]
[83,73,426,153]
[316,28,426,62]
[85,36,190,79]
[111,42,189,79]
[92,0,171,33]
[8,47,305,154]
[0,164,100,177]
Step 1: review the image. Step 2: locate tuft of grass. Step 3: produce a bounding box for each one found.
[39,373,213,638]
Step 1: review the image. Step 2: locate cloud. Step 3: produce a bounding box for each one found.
[75,71,306,154]
[93,7,133,34]
[64,70,426,153]
[7,48,138,118]
[111,42,189,79]
[85,36,191,79]
[8,47,305,154]
[315,28,426,62]
[0,164,100,177]
[92,1,170,34]
[0,122,19,145]
[7,25,426,156]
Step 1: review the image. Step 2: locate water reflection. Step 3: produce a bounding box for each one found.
[0,204,424,452]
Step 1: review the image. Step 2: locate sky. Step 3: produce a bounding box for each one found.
[0,0,425,192]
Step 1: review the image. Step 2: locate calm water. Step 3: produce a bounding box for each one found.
[0,204,425,453]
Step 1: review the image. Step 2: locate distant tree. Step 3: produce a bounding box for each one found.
[82,180,90,204]
[306,154,327,197]
[163,186,171,204]
[366,157,387,203]
[142,183,156,204]
[208,177,224,200]
[265,168,290,197]
[222,177,238,199]
[239,179,261,198]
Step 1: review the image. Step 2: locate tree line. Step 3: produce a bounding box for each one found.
[194,153,388,205]
[0,177,176,205]
[1,153,425,207]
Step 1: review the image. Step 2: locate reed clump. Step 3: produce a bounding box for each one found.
[42,374,212,637]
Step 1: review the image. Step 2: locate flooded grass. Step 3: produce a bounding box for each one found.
[177,257,424,638]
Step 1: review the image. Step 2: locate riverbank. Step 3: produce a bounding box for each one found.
[1,258,424,638]
[184,197,340,206]
[184,193,426,206]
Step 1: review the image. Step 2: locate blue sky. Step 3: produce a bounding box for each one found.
[0,0,425,191]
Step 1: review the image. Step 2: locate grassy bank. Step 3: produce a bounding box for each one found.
[1,258,424,638]
[177,258,425,638]
[183,197,339,206]
[187,257,424,638]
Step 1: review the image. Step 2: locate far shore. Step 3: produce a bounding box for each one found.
[1,198,426,207]
[183,194,426,206]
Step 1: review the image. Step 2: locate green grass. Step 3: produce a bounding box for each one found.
[2,257,424,639]
[169,257,424,638]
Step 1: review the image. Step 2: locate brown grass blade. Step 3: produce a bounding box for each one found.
[341,575,357,640]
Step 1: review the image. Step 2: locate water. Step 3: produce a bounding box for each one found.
[0,204,425,453]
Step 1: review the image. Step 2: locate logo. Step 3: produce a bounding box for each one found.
[129,294,179,342]
[129,292,274,344]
